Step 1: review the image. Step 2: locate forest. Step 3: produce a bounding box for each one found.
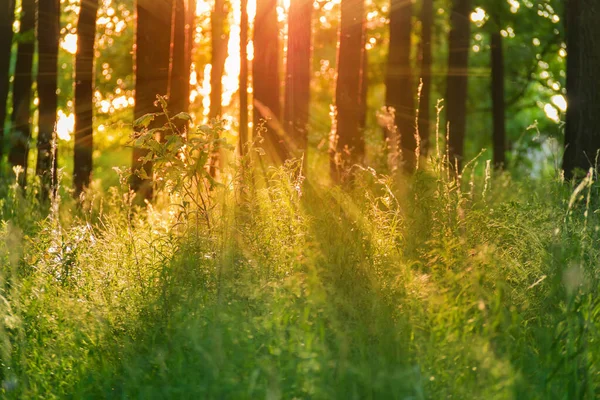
[1,0,600,398]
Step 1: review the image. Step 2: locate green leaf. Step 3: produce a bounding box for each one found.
[137,168,150,180]
[173,112,193,122]
[198,125,213,135]
[133,113,158,129]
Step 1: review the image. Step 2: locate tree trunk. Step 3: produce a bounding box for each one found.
[187,0,196,69]
[254,0,287,162]
[185,0,195,118]
[359,22,368,134]
[386,0,414,171]
[132,0,173,200]
[418,0,433,157]
[209,0,228,119]
[0,0,16,161]
[74,0,99,196]
[563,0,600,179]
[490,31,506,169]
[170,0,190,119]
[284,0,312,154]
[445,0,471,168]
[239,0,249,155]
[36,0,60,200]
[208,0,228,177]
[8,0,34,187]
[331,0,365,180]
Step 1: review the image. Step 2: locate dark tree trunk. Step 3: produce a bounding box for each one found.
[418,0,433,156]
[209,0,228,119]
[490,31,506,169]
[74,0,99,196]
[8,0,34,186]
[187,0,196,68]
[0,0,16,161]
[563,0,600,179]
[254,0,287,162]
[185,0,195,116]
[170,0,190,119]
[386,0,414,171]
[445,0,471,168]
[36,0,60,199]
[284,0,312,154]
[208,0,228,177]
[132,0,173,200]
[239,0,249,155]
[359,22,368,133]
[331,0,365,179]
[563,0,577,178]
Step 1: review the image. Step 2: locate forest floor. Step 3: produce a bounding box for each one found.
[1,151,599,399]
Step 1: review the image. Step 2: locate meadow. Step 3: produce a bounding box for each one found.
[1,116,599,399]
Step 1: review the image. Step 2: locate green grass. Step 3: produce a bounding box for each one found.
[1,131,599,399]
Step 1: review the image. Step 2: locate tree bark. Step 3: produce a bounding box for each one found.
[187,0,196,69]
[284,0,312,154]
[239,0,249,155]
[331,0,365,179]
[563,0,600,179]
[386,0,414,171]
[74,0,99,196]
[209,0,228,119]
[359,21,368,134]
[490,31,506,169]
[445,0,471,168]
[36,0,60,199]
[8,0,34,187]
[131,0,173,200]
[0,0,15,161]
[254,0,287,162]
[418,0,433,156]
[170,0,190,119]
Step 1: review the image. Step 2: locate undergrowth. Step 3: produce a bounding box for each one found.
[1,105,599,399]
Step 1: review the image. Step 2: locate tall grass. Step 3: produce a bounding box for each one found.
[1,108,599,399]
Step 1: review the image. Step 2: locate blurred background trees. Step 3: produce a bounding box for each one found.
[8,0,35,188]
[0,0,15,163]
[0,0,589,199]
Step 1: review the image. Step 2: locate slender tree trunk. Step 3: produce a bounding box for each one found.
[8,0,34,186]
[0,0,16,161]
[208,0,228,177]
[187,0,196,68]
[254,0,287,162]
[74,0,99,196]
[445,0,471,168]
[563,0,577,178]
[359,22,368,134]
[418,0,433,156]
[331,0,365,180]
[284,0,312,154]
[563,0,600,179]
[490,31,506,169]
[132,0,173,200]
[170,0,190,119]
[239,0,249,155]
[209,0,228,119]
[386,0,414,171]
[36,0,60,199]
[186,0,196,117]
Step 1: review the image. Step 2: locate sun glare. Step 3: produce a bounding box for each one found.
[56,110,74,141]
[61,33,78,55]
